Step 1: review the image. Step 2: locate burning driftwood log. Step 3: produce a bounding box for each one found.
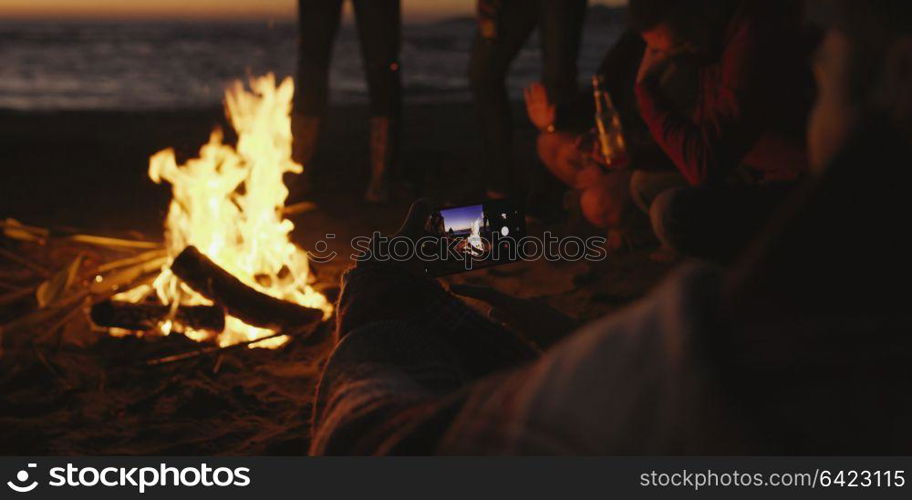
[171,246,324,333]
[90,300,225,332]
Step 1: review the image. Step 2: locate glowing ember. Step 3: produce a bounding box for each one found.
[117,74,331,348]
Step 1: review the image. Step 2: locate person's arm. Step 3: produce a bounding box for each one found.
[526,82,592,186]
[476,0,502,40]
[526,82,614,182]
[525,82,559,134]
[636,20,769,186]
[311,204,539,455]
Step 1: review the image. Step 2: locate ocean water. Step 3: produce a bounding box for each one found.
[0,8,624,110]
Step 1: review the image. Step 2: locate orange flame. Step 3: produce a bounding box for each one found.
[117,74,331,347]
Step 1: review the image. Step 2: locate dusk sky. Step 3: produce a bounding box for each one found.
[0,0,627,21]
[441,204,484,233]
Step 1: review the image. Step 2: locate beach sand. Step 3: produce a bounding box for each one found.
[0,102,673,454]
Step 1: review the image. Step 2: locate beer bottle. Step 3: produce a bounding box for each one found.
[592,75,627,167]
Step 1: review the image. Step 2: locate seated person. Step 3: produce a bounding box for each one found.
[310,0,912,455]
[531,0,817,262]
[529,31,698,248]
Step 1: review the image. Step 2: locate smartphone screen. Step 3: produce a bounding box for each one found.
[423,199,526,276]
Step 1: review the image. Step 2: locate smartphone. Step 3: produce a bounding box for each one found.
[422,198,526,276]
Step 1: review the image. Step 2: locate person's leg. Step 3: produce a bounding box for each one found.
[579,168,633,230]
[292,0,344,192]
[352,0,402,202]
[523,0,587,218]
[629,169,689,214]
[295,0,343,117]
[649,184,794,263]
[535,132,586,187]
[311,261,539,455]
[351,0,401,120]
[538,0,587,108]
[468,0,539,197]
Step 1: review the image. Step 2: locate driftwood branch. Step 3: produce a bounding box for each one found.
[90,300,225,332]
[1,219,161,250]
[96,249,168,273]
[145,321,329,366]
[0,246,51,277]
[171,246,323,332]
[0,287,36,307]
[0,261,161,342]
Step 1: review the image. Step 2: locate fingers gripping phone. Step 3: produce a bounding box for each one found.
[422,199,526,276]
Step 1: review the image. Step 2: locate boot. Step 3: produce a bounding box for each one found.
[291,113,321,197]
[364,116,397,203]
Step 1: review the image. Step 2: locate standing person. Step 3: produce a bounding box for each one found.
[293,0,402,203]
[469,0,588,200]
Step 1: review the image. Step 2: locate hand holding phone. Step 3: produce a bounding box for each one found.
[423,199,526,276]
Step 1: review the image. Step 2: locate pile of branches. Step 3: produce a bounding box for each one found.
[0,219,329,367]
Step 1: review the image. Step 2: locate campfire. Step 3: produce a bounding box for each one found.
[0,74,332,361]
[113,74,332,348]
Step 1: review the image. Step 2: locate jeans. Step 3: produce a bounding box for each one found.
[295,0,401,120]
[468,0,588,193]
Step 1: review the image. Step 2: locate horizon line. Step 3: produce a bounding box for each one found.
[0,3,624,24]
[0,14,479,23]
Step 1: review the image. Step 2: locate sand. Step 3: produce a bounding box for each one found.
[0,102,672,454]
